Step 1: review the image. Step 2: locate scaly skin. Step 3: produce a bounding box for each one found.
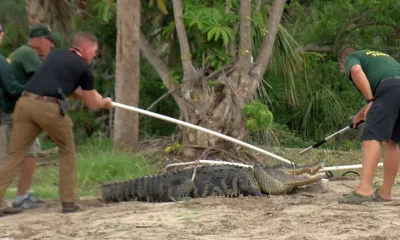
[101,162,324,203]
[254,162,324,195]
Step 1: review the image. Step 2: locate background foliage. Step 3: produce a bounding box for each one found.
[2,0,399,151]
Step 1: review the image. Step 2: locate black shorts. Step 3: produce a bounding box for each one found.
[362,77,400,143]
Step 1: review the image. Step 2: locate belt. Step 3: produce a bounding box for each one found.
[373,76,400,94]
[21,91,59,104]
[380,76,400,83]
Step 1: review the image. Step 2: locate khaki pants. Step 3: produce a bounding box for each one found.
[0,93,76,209]
[1,112,41,157]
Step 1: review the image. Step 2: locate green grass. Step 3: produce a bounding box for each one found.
[5,136,160,200]
[38,133,57,151]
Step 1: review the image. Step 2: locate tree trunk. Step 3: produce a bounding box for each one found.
[113,0,140,151]
[254,0,287,78]
[26,0,72,34]
[26,0,51,26]
[141,0,286,159]
[178,71,249,158]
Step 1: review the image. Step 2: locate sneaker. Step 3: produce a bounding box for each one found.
[12,197,41,209]
[26,192,44,204]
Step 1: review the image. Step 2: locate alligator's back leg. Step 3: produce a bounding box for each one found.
[167,178,195,201]
[232,169,262,197]
[237,179,263,197]
[101,183,118,203]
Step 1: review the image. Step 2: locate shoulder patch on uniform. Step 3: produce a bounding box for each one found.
[365,51,389,57]
[6,58,11,64]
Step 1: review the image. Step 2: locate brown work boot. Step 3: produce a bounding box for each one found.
[61,202,83,213]
[2,206,22,215]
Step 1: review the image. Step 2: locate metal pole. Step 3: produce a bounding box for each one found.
[112,102,296,165]
[299,126,351,154]
[299,120,365,154]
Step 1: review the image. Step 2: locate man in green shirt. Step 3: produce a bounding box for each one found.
[337,46,400,204]
[1,24,58,209]
[0,24,24,216]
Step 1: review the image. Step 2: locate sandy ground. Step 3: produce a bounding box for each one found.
[1,179,400,240]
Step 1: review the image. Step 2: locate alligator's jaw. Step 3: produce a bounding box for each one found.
[253,162,324,195]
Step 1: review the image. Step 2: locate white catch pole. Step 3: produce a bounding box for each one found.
[321,162,383,172]
[164,160,254,170]
[164,159,380,173]
[112,102,380,173]
[112,102,296,165]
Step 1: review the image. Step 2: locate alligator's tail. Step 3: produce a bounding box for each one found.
[101,171,196,203]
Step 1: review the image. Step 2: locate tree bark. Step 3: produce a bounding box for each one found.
[237,0,252,73]
[113,0,141,151]
[25,0,72,33]
[295,44,333,53]
[255,0,263,11]
[237,0,252,98]
[140,31,178,90]
[172,0,198,100]
[254,0,287,78]
[228,24,239,61]
[26,0,51,26]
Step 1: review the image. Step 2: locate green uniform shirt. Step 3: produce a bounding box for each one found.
[0,55,24,113]
[4,45,42,112]
[344,50,400,94]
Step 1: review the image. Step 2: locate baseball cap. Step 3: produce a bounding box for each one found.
[29,24,59,46]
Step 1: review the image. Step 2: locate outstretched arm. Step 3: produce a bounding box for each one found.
[80,89,112,110]
[70,87,102,101]
[70,87,84,99]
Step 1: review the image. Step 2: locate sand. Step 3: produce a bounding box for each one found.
[1,179,399,240]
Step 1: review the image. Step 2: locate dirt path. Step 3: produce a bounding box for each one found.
[1,179,400,240]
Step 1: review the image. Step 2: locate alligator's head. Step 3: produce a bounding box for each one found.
[253,162,324,195]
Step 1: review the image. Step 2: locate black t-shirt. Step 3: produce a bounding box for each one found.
[24,49,94,97]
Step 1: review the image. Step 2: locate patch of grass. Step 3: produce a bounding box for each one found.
[6,137,160,200]
[177,209,202,223]
[38,133,57,150]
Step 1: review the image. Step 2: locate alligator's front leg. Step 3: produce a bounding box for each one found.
[167,179,195,201]
[237,179,263,197]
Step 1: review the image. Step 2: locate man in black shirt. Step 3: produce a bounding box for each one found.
[0,31,113,214]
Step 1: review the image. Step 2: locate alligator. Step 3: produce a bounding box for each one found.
[100,162,324,203]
